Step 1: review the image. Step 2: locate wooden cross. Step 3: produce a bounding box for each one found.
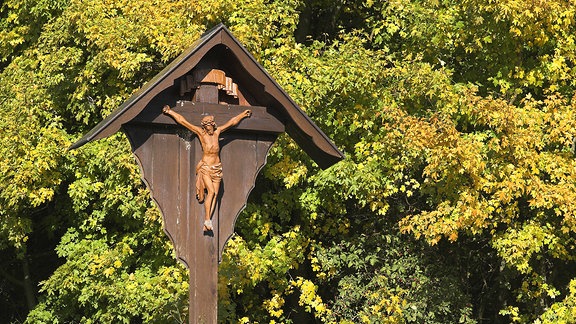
[71,24,343,323]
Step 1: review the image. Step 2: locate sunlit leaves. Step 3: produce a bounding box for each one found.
[218,228,310,322]
[28,229,189,323]
[537,279,576,323]
[493,222,571,274]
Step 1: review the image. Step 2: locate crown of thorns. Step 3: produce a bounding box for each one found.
[201,116,216,128]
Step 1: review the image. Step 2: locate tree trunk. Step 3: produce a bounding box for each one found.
[22,256,36,311]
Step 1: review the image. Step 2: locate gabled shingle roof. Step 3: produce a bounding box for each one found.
[71,23,343,169]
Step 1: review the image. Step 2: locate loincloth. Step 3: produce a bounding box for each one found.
[195,161,222,202]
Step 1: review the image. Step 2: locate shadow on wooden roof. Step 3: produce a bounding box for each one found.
[71,23,344,169]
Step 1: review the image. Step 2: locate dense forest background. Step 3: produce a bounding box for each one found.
[2,0,576,323]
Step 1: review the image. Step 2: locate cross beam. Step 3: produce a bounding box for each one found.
[130,101,285,134]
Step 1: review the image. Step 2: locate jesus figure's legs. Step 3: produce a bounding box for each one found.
[201,174,219,231]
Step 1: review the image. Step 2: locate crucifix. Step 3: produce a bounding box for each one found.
[162,105,252,232]
[70,24,343,323]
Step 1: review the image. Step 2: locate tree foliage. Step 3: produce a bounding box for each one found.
[1,0,576,323]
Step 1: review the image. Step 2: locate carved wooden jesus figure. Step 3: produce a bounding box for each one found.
[162,105,251,231]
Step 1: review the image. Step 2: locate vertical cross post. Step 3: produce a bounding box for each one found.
[188,199,218,322]
[188,82,219,323]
